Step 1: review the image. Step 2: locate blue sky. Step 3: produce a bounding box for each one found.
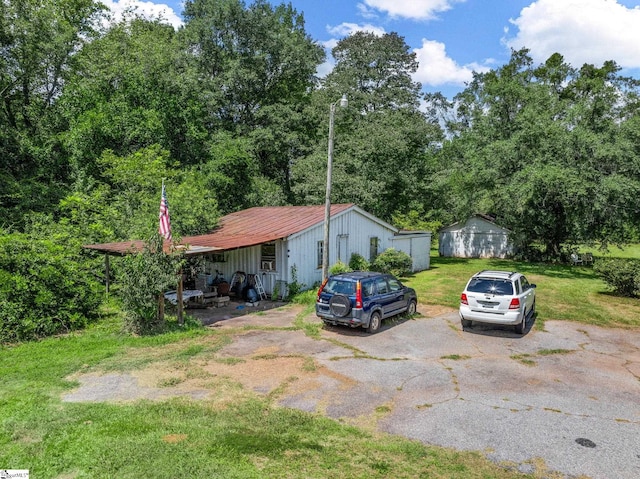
[103,0,640,98]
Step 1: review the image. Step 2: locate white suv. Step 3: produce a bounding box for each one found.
[459,270,536,334]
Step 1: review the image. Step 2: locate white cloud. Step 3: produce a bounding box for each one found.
[356,2,379,20]
[505,0,640,69]
[316,59,335,78]
[317,23,387,78]
[360,0,464,20]
[102,0,183,29]
[326,23,387,38]
[414,39,490,86]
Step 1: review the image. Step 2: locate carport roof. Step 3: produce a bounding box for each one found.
[84,204,355,255]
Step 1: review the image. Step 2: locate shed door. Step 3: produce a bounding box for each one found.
[337,235,349,263]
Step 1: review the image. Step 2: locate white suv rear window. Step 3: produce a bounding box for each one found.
[467,278,514,295]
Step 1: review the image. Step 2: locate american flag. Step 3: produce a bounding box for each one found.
[159,183,172,241]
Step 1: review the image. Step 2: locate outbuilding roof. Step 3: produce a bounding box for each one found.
[84,204,356,255]
[439,214,510,233]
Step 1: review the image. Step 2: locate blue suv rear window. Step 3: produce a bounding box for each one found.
[325,279,356,295]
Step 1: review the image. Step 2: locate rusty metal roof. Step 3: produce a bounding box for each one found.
[183,203,354,250]
[84,204,355,255]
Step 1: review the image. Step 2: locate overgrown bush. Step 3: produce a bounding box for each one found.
[117,234,184,334]
[329,260,351,276]
[349,253,370,271]
[0,232,102,342]
[593,258,640,297]
[371,248,413,277]
[289,288,317,305]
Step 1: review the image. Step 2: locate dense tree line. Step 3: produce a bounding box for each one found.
[1,0,639,339]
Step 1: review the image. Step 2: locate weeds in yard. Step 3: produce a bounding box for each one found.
[537,349,574,356]
[441,354,471,360]
[511,354,537,366]
[158,376,184,387]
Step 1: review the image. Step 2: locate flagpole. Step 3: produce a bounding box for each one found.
[158,180,183,325]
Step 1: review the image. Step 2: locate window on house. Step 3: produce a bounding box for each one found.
[317,241,323,268]
[261,243,276,271]
[369,237,379,261]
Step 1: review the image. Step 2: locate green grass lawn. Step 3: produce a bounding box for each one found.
[590,243,640,259]
[404,247,640,328]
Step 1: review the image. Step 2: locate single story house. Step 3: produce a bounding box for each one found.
[439,214,514,259]
[85,204,431,297]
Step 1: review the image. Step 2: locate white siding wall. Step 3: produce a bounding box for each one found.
[391,234,432,271]
[203,208,431,296]
[288,209,398,289]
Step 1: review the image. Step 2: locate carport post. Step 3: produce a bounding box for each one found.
[177,271,184,325]
[105,254,110,296]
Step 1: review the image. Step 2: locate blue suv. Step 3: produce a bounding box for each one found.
[316,271,418,333]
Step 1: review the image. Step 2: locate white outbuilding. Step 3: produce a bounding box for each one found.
[439,214,514,259]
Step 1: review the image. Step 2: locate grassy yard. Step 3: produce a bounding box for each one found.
[404,248,640,329]
[2,250,639,478]
[590,243,640,259]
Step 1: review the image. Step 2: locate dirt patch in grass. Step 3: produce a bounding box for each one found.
[64,346,355,410]
[417,303,457,317]
[64,305,338,406]
[63,303,436,408]
[162,434,188,443]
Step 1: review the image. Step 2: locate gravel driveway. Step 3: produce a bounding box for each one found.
[64,304,640,479]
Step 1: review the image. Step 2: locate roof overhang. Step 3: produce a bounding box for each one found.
[83,203,368,256]
[83,241,222,257]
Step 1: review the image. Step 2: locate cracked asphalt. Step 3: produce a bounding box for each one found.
[211,306,640,479]
[65,305,640,478]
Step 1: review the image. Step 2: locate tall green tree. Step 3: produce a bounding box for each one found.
[95,145,220,239]
[180,0,324,199]
[0,0,105,226]
[59,16,207,178]
[327,31,423,112]
[292,31,442,220]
